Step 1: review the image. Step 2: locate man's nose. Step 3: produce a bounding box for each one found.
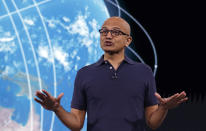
[106,31,113,38]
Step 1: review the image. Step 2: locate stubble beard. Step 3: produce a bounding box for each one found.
[104,48,124,55]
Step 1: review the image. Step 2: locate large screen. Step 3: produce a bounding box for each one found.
[0,0,109,130]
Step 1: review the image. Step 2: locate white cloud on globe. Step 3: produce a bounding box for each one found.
[23,19,35,26]
[0,37,14,42]
[37,45,52,62]
[1,66,15,76]
[89,19,100,39]
[37,45,72,72]
[62,16,70,23]
[67,15,89,37]
[0,39,16,54]
[53,46,70,71]
[0,106,40,131]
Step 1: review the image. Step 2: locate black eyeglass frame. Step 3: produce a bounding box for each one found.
[98,29,129,37]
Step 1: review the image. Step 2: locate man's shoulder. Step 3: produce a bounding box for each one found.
[129,61,154,77]
[125,56,152,70]
[132,61,152,70]
[77,62,97,74]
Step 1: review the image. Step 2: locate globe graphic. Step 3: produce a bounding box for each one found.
[0,0,109,130]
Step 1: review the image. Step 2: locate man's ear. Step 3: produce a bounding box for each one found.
[126,36,132,47]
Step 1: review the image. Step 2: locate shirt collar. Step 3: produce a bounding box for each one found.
[94,54,135,67]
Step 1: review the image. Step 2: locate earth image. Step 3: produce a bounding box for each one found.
[0,0,109,130]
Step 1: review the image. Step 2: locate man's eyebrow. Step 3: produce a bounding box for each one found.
[101,27,121,30]
[112,27,121,30]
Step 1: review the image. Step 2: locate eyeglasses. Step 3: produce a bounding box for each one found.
[99,29,129,37]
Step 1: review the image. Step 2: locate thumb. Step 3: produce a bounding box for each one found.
[57,93,64,102]
[155,92,164,103]
[155,92,161,99]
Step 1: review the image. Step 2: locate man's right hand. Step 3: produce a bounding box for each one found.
[34,89,64,112]
[34,89,85,130]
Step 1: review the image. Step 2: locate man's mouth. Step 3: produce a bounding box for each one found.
[104,41,113,46]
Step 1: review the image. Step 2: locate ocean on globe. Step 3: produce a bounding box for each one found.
[0,0,109,131]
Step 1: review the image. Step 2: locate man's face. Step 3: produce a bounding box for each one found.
[99,18,132,54]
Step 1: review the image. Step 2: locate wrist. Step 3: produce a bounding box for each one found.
[158,104,169,111]
[53,104,62,113]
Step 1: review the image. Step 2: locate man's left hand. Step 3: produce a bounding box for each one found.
[155,91,188,110]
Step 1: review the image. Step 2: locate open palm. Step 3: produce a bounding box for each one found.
[34,89,64,111]
[155,91,188,109]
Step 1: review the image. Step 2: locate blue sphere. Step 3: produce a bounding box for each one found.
[0,0,109,130]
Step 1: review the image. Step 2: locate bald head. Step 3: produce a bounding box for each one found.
[102,16,131,35]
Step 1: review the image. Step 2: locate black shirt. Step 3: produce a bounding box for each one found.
[71,55,158,131]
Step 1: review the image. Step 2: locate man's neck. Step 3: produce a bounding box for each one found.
[103,51,125,69]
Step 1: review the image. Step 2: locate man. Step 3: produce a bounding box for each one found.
[35,16,188,131]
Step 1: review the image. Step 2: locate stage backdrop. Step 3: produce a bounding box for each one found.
[0,0,109,131]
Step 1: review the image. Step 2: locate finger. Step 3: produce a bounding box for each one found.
[180,91,186,98]
[57,93,64,100]
[180,91,186,95]
[36,91,47,100]
[177,97,188,104]
[164,93,180,106]
[175,91,187,102]
[42,89,51,98]
[168,93,179,101]
[57,93,64,102]
[178,91,186,97]
[167,93,187,107]
[34,97,43,105]
[155,92,161,99]
[155,93,164,103]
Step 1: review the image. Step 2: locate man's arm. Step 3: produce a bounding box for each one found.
[145,104,167,130]
[145,91,188,130]
[34,90,86,131]
[54,107,86,131]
